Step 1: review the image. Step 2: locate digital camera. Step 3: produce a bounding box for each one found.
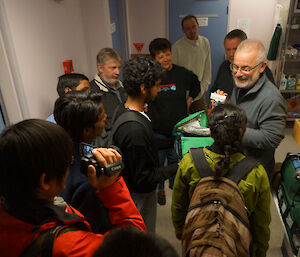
[80,142,124,177]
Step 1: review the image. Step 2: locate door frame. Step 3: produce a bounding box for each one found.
[0,0,29,124]
[117,0,130,61]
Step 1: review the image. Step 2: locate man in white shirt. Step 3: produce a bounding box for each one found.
[172,15,211,112]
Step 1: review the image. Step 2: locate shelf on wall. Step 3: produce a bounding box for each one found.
[281,90,300,93]
[287,117,300,121]
[285,58,300,62]
[287,111,300,120]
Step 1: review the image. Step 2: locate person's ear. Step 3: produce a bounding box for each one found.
[140,84,146,96]
[38,173,51,192]
[35,173,52,199]
[259,61,267,73]
[64,87,72,94]
[97,64,103,74]
[83,127,94,143]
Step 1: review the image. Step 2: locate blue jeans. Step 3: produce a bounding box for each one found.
[155,133,179,190]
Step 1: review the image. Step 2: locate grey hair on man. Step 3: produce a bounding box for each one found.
[96,48,122,66]
[236,39,267,63]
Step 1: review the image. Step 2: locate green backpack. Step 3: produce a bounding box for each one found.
[173,111,214,158]
[277,153,300,255]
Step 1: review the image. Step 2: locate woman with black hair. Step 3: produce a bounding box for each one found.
[171,103,271,257]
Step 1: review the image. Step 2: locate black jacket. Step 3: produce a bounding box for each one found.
[148,64,200,135]
[113,108,177,193]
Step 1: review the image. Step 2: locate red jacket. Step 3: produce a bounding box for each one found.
[0,177,146,257]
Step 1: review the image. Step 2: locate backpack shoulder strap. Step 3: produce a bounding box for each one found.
[226,156,258,184]
[18,228,54,257]
[18,203,89,257]
[189,148,258,183]
[189,147,213,178]
[108,111,151,146]
[19,224,87,257]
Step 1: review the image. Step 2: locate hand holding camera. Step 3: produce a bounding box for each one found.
[88,148,122,190]
[80,143,124,190]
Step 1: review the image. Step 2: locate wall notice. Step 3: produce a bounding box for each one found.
[237,18,251,36]
[197,17,208,27]
[111,22,116,33]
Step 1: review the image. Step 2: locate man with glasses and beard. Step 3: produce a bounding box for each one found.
[210,29,276,98]
[230,39,287,176]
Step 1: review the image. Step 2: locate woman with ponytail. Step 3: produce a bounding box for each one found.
[171,103,271,257]
[207,103,247,177]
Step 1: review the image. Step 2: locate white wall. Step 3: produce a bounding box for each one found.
[0,27,24,123]
[1,0,112,120]
[126,0,168,55]
[0,0,288,122]
[79,0,112,78]
[228,0,277,50]
[228,0,291,83]
[0,0,26,123]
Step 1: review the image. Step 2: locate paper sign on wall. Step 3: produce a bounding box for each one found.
[237,19,251,36]
[197,17,208,27]
[111,22,116,33]
[133,43,144,52]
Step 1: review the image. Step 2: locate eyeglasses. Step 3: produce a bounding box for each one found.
[230,62,263,73]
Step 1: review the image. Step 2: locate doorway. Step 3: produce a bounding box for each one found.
[108,0,129,62]
[0,88,7,132]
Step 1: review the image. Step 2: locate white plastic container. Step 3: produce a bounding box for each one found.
[280,75,287,90]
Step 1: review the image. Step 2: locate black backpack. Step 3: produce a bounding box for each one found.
[19,204,89,257]
[107,110,152,146]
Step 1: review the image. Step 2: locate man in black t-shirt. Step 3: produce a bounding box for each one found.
[148,38,200,205]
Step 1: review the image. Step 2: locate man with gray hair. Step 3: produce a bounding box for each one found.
[90,48,127,146]
[210,29,275,98]
[230,39,287,176]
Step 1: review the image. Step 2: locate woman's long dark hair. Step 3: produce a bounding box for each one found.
[207,103,247,177]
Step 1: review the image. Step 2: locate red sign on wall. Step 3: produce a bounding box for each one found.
[62,60,74,74]
[133,43,144,52]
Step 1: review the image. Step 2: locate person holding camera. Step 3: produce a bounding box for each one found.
[54,89,115,233]
[0,119,146,257]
